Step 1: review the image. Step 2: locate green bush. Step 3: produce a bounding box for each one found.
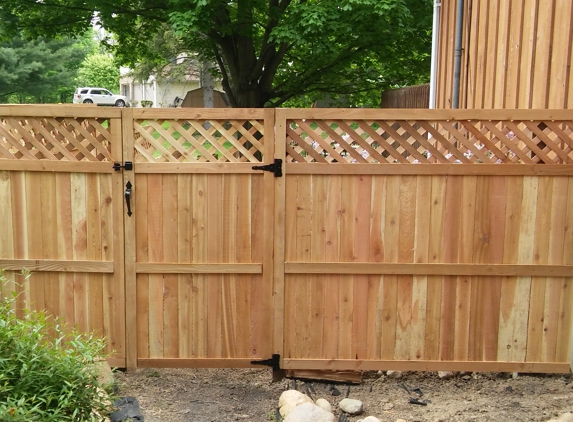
[140,100,153,108]
[0,270,114,421]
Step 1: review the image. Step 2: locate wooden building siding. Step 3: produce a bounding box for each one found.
[437,0,573,109]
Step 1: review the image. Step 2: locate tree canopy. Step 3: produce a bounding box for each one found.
[0,35,90,103]
[0,0,432,107]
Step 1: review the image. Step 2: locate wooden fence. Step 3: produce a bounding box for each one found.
[1,106,572,373]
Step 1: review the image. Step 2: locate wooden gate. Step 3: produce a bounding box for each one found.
[277,109,573,373]
[0,106,126,367]
[122,109,280,368]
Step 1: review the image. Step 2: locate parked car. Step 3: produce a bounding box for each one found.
[73,87,130,107]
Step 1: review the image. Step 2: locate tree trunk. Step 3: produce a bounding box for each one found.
[201,60,214,108]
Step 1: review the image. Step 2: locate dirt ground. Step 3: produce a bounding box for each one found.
[114,368,573,422]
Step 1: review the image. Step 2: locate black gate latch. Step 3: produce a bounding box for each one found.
[251,354,281,371]
[113,161,133,171]
[252,159,282,177]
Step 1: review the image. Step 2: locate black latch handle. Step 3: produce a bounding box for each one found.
[125,181,132,217]
[252,159,282,177]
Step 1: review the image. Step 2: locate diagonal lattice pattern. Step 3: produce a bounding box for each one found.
[0,117,112,161]
[134,119,265,163]
[285,119,573,164]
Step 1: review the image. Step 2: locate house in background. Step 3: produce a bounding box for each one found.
[120,70,201,108]
[434,0,573,109]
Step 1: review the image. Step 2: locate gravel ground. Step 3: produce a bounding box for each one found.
[114,368,573,422]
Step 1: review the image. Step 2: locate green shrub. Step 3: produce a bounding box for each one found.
[140,100,153,108]
[0,270,114,421]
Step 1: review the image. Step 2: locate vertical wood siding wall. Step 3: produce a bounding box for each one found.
[1,106,572,372]
[437,0,573,109]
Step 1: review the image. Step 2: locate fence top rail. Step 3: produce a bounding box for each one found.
[0,105,122,118]
[279,108,573,121]
[132,108,266,120]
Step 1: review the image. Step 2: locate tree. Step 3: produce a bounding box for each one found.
[76,53,121,92]
[0,0,432,107]
[0,34,91,103]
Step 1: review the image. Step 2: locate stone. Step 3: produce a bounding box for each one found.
[339,398,363,415]
[396,419,408,422]
[361,417,382,422]
[315,398,332,412]
[438,371,456,379]
[547,413,573,422]
[109,397,144,422]
[382,402,394,410]
[386,370,404,379]
[279,390,314,417]
[283,403,336,422]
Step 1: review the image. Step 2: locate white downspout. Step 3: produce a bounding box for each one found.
[429,0,441,109]
[153,79,158,108]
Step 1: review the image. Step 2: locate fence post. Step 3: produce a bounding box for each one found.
[272,109,287,364]
[121,108,137,368]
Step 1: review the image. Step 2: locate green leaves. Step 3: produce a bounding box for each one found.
[0,0,432,107]
[0,271,114,421]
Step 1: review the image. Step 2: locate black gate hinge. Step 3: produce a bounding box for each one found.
[252,159,282,177]
[251,354,281,371]
[113,161,133,171]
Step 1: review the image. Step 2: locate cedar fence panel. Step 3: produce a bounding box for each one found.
[1,106,572,373]
[0,106,126,367]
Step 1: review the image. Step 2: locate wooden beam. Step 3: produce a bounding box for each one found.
[133,108,266,120]
[137,358,268,368]
[286,163,573,176]
[134,163,262,174]
[135,263,263,274]
[281,108,573,121]
[0,105,121,118]
[283,359,571,373]
[0,161,113,173]
[0,259,113,273]
[285,262,573,277]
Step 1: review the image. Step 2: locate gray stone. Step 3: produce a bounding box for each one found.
[339,398,363,415]
[315,398,332,412]
[283,403,336,422]
[279,390,314,417]
[386,370,404,379]
[438,371,456,379]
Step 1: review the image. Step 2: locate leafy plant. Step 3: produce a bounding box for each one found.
[140,100,153,108]
[0,270,115,421]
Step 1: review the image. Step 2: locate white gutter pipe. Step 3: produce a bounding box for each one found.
[429,0,441,109]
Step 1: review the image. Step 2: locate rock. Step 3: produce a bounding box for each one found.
[315,398,332,412]
[283,403,336,422]
[109,397,144,422]
[396,419,408,422]
[339,398,363,415]
[361,417,382,422]
[279,390,314,417]
[386,370,404,379]
[438,371,456,379]
[382,402,394,410]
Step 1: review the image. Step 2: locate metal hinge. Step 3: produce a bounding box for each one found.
[252,159,282,177]
[251,354,281,371]
[113,161,133,171]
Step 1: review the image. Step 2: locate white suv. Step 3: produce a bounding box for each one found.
[73,87,130,107]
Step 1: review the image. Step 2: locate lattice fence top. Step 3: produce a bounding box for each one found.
[0,117,112,161]
[134,118,265,163]
[285,119,573,164]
